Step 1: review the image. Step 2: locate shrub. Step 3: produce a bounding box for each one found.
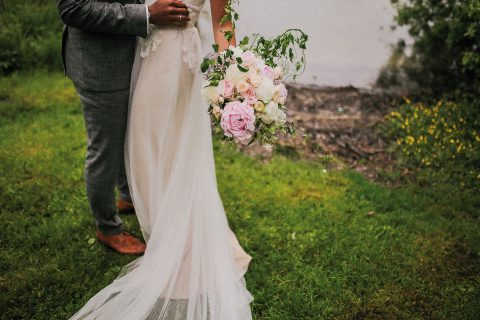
[383,99,480,189]
[0,0,63,74]
[379,0,480,98]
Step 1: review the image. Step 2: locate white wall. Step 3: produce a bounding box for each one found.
[197,0,410,88]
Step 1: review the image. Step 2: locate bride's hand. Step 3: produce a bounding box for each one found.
[148,0,190,27]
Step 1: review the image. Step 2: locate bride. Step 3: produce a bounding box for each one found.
[70,0,253,319]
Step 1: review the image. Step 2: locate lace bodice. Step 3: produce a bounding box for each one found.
[140,0,206,69]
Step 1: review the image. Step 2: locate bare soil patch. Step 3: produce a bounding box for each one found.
[241,84,402,180]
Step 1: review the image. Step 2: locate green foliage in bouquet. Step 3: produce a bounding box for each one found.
[240,30,308,81]
[200,0,309,146]
[202,0,308,81]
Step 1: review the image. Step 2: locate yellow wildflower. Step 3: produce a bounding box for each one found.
[406,136,415,145]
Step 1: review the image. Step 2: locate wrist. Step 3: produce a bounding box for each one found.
[147,5,153,23]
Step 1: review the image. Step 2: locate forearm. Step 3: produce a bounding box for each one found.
[58,0,148,37]
[210,0,236,50]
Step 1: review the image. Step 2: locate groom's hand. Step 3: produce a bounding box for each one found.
[148,0,190,27]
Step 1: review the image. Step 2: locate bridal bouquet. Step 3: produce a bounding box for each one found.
[201,2,308,146]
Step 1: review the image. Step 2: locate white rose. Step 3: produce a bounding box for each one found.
[260,101,286,124]
[252,76,262,88]
[267,102,286,123]
[272,83,288,104]
[256,78,276,102]
[212,105,222,119]
[202,86,220,104]
[236,81,249,94]
[253,101,265,113]
[225,64,246,86]
[274,66,284,79]
[272,88,281,103]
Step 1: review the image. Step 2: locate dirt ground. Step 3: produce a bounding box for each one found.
[240,84,402,180]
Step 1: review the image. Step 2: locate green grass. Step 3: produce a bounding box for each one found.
[1,72,479,320]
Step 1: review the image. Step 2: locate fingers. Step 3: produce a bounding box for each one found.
[170,0,188,9]
[169,7,189,16]
[148,0,189,27]
[169,14,190,23]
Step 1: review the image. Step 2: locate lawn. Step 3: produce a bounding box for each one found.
[0,72,479,320]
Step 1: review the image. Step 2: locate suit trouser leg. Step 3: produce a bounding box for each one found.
[117,156,132,203]
[75,86,133,235]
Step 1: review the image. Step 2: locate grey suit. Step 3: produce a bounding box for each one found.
[58,0,148,235]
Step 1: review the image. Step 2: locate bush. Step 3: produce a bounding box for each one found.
[0,0,63,74]
[379,0,480,98]
[383,99,480,191]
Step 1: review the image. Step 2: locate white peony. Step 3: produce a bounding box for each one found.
[254,58,266,72]
[256,78,276,102]
[260,101,287,124]
[225,64,246,86]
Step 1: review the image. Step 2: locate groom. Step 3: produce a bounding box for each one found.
[57,0,190,254]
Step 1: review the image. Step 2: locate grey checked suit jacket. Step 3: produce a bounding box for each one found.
[58,0,148,91]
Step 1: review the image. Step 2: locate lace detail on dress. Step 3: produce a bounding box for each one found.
[181,27,202,70]
[140,0,204,71]
[139,25,162,58]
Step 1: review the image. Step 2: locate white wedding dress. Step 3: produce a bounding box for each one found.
[70,1,253,319]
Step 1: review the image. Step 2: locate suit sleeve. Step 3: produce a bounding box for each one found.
[58,0,148,38]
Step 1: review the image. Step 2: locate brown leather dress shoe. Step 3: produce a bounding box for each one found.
[96,229,146,255]
[117,199,135,214]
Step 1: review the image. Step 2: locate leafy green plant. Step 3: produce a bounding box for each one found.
[383,99,480,192]
[380,0,480,98]
[2,72,480,319]
[0,0,63,74]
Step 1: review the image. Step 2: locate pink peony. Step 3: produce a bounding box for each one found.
[220,101,256,144]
